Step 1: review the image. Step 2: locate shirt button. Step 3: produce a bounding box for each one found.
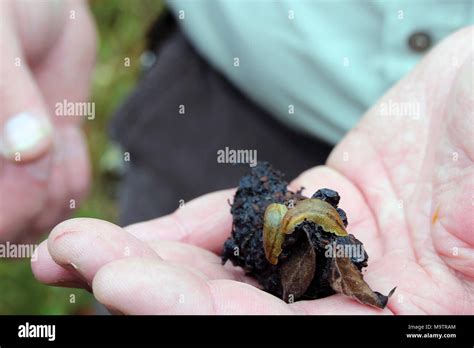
[408,32,432,53]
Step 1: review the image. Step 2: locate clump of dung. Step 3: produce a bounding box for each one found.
[222,162,395,308]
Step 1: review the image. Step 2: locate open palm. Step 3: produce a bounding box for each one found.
[32,27,473,314]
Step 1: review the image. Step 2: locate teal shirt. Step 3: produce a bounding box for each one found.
[166,0,472,144]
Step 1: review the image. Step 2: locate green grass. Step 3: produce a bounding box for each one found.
[0,0,163,314]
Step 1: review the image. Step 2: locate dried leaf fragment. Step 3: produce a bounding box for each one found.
[329,256,396,309]
[280,232,316,302]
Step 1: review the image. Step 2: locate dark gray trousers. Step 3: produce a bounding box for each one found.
[111,25,332,226]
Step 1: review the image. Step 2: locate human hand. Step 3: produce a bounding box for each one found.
[31,26,473,314]
[0,0,96,242]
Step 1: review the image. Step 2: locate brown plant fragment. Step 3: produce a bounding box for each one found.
[329,256,396,309]
[280,231,316,302]
[263,199,347,265]
[263,203,289,265]
[279,199,348,237]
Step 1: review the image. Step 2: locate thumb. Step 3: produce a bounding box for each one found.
[0,3,55,240]
[0,2,53,162]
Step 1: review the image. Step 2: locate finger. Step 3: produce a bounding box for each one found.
[0,3,53,161]
[23,1,94,235]
[29,134,69,234]
[46,217,250,285]
[147,240,259,284]
[92,257,293,314]
[33,241,257,305]
[125,189,235,254]
[33,0,97,127]
[32,126,90,233]
[0,2,54,240]
[9,0,65,64]
[61,126,90,207]
[47,218,160,286]
[31,240,85,289]
[290,165,383,261]
[0,154,51,241]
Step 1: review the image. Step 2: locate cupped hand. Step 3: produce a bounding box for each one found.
[32,26,473,314]
[0,0,96,242]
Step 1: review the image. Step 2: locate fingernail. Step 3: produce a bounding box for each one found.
[1,112,52,158]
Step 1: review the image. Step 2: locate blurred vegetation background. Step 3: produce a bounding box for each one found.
[0,0,163,314]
